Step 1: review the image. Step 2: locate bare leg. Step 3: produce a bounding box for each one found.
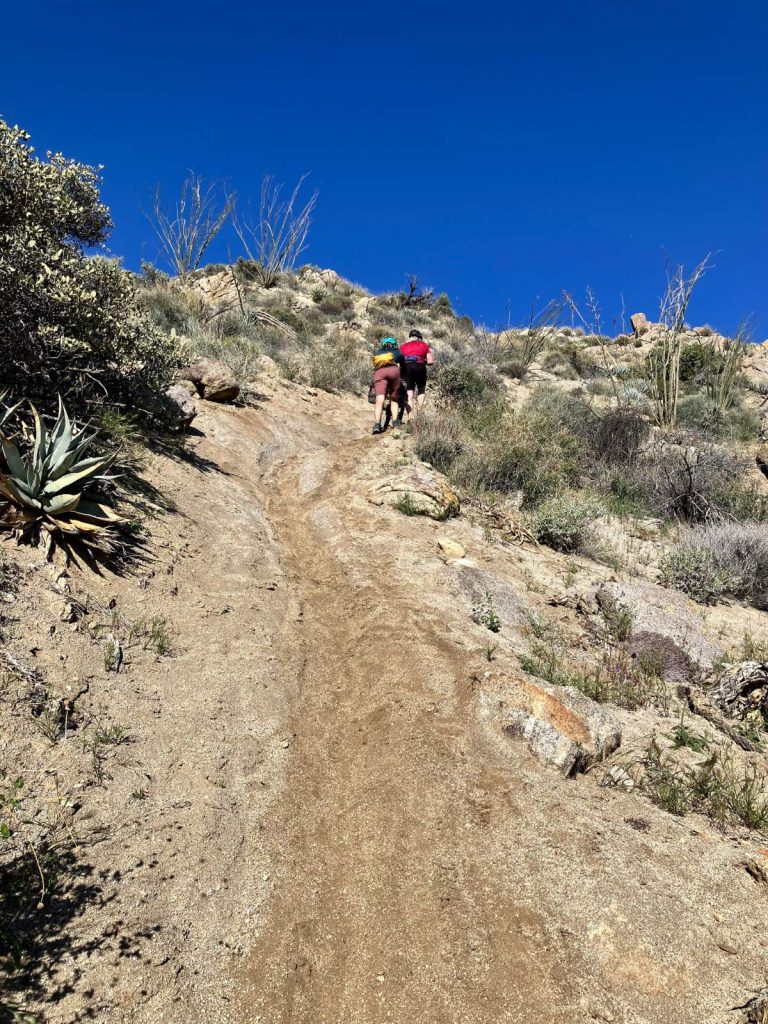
[406,389,415,418]
[374,394,386,425]
[417,391,427,409]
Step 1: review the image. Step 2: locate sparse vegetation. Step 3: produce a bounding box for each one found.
[529,493,603,553]
[628,738,768,831]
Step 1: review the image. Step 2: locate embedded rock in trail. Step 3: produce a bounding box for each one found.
[367,462,460,520]
[596,580,725,670]
[456,564,533,632]
[179,358,239,403]
[479,671,621,774]
[164,383,197,431]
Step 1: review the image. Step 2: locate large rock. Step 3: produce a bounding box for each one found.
[367,463,459,520]
[596,581,724,670]
[164,384,197,431]
[179,358,239,403]
[630,312,651,336]
[479,672,621,775]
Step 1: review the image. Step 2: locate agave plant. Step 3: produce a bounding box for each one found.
[0,398,122,545]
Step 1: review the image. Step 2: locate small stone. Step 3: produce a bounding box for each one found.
[437,538,466,559]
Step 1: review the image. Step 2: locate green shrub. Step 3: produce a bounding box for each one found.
[271,307,307,334]
[137,283,205,333]
[529,492,603,552]
[431,293,454,316]
[678,340,721,383]
[433,363,497,404]
[659,545,742,604]
[471,592,501,632]
[661,522,768,608]
[317,292,354,318]
[456,411,585,502]
[0,119,178,417]
[306,332,368,393]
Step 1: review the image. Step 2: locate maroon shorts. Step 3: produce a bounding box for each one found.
[373,365,401,398]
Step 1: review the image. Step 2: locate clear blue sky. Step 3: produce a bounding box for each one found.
[3,0,766,335]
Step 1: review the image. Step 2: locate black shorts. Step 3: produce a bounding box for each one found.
[405,362,427,394]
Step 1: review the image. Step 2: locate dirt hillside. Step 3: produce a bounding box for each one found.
[4,375,768,1024]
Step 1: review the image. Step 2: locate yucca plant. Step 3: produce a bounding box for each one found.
[0,398,122,547]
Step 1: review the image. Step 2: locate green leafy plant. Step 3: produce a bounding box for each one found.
[471,591,501,633]
[667,711,709,753]
[529,493,603,553]
[0,399,122,548]
[0,118,178,416]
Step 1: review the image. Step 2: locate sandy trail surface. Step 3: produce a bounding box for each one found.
[12,382,768,1024]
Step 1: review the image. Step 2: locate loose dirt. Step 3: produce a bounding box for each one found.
[6,379,768,1024]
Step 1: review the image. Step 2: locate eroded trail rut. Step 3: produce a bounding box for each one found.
[231,412,578,1023]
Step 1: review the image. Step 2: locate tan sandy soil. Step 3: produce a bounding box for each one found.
[4,378,768,1024]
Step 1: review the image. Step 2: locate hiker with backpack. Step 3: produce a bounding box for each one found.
[370,337,407,435]
[400,329,434,416]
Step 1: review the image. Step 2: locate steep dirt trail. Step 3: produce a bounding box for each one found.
[236,430,578,1024]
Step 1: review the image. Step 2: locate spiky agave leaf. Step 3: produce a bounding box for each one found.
[40,454,115,498]
[1,436,30,488]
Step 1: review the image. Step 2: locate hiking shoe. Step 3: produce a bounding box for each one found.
[372,423,383,435]
[391,419,403,428]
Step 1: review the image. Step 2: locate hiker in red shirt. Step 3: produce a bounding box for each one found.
[400,329,434,417]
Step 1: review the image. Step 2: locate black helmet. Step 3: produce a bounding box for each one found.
[409,329,423,339]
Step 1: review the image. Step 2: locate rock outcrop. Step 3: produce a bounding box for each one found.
[479,671,621,774]
[163,384,197,431]
[367,463,460,520]
[179,358,240,403]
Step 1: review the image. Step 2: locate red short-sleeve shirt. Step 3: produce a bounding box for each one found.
[400,339,431,363]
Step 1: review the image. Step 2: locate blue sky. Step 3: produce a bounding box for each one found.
[3,0,766,334]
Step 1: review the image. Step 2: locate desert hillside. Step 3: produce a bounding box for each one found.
[3,119,768,1024]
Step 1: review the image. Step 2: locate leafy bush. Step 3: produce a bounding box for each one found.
[453,411,586,502]
[433,363,498,405]
[660,522,768,608]
[0,119,178,416]
[471,592,501,632]
[529,492,603,552]
[678,340,721,383]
